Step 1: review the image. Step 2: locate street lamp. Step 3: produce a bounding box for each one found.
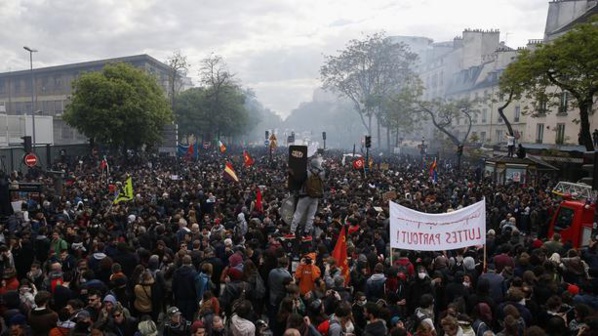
[23,46,38,151]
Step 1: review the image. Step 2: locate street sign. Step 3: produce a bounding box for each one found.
[24,153,38,167]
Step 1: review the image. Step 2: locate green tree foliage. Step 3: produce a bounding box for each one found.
[174,55,259,140]
[320,32,419,141]
[64,62,172,150]
[499,16,598,150]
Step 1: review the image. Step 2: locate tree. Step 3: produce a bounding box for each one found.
[418,98,479,168]
[380,81,423,150]
[174,87,210,139]
[320,32,419,144]
[499,17,598,150]
[174,55,258,142]
[166,50,190,111]
[64,62,172,151]
[198,54,248,139]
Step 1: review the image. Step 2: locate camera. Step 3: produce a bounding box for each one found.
[304,256,312,265]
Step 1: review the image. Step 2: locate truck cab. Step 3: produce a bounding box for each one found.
[548,200,595,248]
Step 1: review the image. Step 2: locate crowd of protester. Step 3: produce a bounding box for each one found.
[0,146,595,336]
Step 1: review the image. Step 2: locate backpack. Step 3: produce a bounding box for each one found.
[305,171,324,198]
[366,277,386,301]
[317,318,340,336]
[253,274,266,300]
[460,322,475,336]
[194,272,210,301]
[231,282,247,314]
[395,259,412,280]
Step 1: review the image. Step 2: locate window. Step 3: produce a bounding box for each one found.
[496,130,503,143]
[498,115,503,123]
[559,92,568,114]
[556,123,565,145]
[514,106,521,122]
[537,95,548,115]
[536,123,544,144]
[480,132,486,143]
[482,108,487,123]
[54,75,63,90]
[553,207,574,232]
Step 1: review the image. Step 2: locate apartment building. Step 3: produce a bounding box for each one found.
[0,54,173,145]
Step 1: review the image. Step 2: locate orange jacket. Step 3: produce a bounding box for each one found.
[294,253,321,295]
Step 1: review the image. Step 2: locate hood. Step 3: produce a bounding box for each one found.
[140,277,155,286]
[176,265,195,277]
[370,273,386,281]
[93,252,107,260]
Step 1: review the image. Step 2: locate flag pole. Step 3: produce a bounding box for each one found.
[483,243,487,273]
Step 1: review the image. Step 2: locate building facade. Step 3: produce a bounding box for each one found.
[0,54,173,145]
[409,0,598,151]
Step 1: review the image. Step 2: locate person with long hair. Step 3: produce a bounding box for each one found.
[243,259,266,317]
[133,270,154,319]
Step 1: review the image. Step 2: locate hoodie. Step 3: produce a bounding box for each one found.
[230,315,255,336]
[363,320,387,336]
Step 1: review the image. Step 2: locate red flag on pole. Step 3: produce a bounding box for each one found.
[331,226,350,286]
[255,187,263,213]
[243,151,254,167]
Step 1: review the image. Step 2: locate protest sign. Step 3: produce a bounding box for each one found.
[389,199,486,251]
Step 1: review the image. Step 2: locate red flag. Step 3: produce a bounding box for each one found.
[353,157,364,170]
[255,187,263,212]
[187,143,194,156]
[243,151,254,167]
[331,226,350,286]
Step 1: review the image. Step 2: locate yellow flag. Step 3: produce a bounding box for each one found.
[113,177,134,204]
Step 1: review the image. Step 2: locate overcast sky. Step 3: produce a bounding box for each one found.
[2,0,549,118]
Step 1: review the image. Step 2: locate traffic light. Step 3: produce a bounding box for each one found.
[22,136,32,153]
[365,136,371,148]
[265,130,269,139]
[457,145,464,155]
[322,132,327,140]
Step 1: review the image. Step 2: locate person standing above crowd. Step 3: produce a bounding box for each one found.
[290,158,325,238]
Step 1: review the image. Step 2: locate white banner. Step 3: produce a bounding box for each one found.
[389,199,486,251]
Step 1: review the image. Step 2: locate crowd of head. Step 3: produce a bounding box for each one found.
[0,146,596,336]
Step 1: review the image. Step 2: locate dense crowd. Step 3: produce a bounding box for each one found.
[0,146,595,336]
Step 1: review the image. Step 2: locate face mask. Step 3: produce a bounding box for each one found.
[357,300,367,306]
[418,272,426,280]
[463,282,470,287]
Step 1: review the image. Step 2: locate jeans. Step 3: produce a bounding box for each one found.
[290,196,318,234]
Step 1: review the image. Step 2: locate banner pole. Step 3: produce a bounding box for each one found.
[483,244,487,273]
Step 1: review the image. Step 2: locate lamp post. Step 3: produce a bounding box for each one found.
[23,46,38,151]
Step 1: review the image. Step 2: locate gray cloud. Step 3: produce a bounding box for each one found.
[1,0,550,117]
